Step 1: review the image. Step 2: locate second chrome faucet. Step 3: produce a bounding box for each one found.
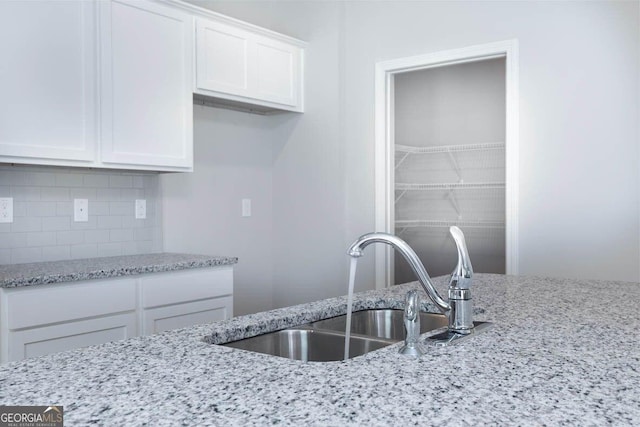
[347,226,476,342]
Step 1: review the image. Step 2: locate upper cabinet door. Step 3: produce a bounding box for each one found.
[100,0,193,171]
[0,1,97,164]
[196,20,251,98]
[253,34,301,108]
[195,18,304,113]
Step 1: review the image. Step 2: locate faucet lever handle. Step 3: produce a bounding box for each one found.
[447,226,474,334]
[449,226,473,290]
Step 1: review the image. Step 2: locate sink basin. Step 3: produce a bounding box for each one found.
[221,309,450,361]
[223,328,395,362]
[221,309,488,360]
[308,309,448,341]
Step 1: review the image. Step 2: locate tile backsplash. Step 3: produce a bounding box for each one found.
[0,165,162,265]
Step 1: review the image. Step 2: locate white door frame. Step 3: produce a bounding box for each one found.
[374,39,519,290]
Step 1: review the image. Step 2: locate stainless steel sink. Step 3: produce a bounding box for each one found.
[223,328,395,362]
[308,309,448,341]
[222,309,448,362]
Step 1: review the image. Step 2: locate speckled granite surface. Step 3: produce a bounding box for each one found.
[0,253,238,288]
[0,274,638,425]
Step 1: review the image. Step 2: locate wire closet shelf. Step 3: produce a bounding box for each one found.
[394,141,506,233]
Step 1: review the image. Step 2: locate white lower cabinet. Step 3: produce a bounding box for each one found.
[139,268,233,335]
[2,277,138,362]
[0,266,233,363]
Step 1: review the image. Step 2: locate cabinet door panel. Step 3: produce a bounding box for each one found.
[9,313,136,362]
[255,37,299,107]
[142,296,232,335]
[0,1,96,163]
[196,20,250,95]
[100,0,193,169]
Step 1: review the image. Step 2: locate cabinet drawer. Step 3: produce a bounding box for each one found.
[140,267,233,309]
[142,296,232,335]
[8,312,137,362]
[5,278,137,330]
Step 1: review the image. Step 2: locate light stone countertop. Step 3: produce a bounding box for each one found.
[0,273,638,426]
[0,253,238,288]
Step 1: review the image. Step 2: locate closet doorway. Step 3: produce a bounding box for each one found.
[374,40,519,289]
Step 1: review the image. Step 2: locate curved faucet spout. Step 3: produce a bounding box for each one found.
[347,232,451,313]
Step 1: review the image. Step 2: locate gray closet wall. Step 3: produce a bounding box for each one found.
[394,57,506,282]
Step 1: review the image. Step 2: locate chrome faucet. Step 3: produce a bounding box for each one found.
[347,226,475,336]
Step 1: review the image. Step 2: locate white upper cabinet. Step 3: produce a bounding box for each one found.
[0,0,304,170]
[0,1,97,165]
[99,0,193,171]
[195,18,304,113]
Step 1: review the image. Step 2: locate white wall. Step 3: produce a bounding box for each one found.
[168,1,349,313]
[160,106,295,315]
[394,58,506,148]
[343,0,640,285]
[166,0,640,316]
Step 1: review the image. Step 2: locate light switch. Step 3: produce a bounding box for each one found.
[135,199,146,219]
[242,199,251,217]
[74,199,88,222]
[0,197,13,223]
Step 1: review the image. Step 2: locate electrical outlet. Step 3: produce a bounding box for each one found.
[135,199,146,219]
[74,199,89,222]
[0,197,13,223]
[242,199,251,217]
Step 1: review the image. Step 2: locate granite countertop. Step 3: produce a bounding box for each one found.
[0,273,638,425]
[0,253,239,288]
